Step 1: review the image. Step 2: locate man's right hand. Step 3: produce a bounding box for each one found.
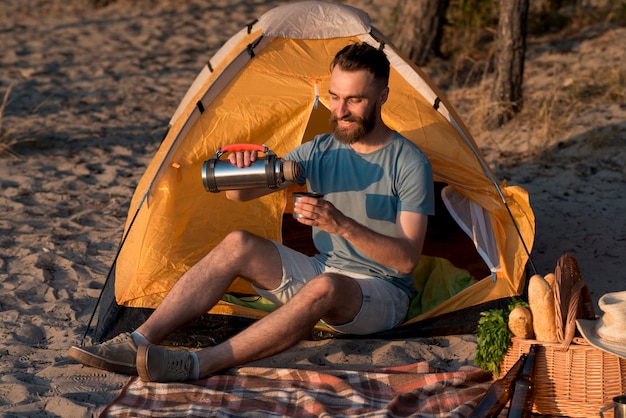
[228,150,258,168]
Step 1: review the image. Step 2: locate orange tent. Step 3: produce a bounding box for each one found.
[93,1,534,342]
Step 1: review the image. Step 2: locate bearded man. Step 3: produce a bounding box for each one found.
[68,42,434,382]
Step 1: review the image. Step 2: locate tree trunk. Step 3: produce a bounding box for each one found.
[489,0,529,127]
[392,0,450,66]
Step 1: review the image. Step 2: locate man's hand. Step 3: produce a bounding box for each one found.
[293,196,347,234]
[228,150,258,168]
[294,195,427,274]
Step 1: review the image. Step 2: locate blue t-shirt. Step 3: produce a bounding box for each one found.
[286,132,434,297]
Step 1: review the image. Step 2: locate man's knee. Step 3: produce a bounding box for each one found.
[307,274,351,299]
[306,274,362,324]
[219,230,263,253]
[216,230,279,268]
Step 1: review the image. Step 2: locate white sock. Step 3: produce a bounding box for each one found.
[190,352,200,380]
[131,331,149,347]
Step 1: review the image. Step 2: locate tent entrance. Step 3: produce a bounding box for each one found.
[424,182,491,281]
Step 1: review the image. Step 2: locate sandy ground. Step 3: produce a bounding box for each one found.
[0,0,624,416]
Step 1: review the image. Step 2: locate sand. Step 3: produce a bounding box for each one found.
[0,1,624,416]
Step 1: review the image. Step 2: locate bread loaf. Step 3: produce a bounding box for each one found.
[528,274,559,342]
[508,306,533,338]
[544,272,555,289]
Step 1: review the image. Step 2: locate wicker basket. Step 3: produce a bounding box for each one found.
[501,255,626,417]
[502,337,626,417]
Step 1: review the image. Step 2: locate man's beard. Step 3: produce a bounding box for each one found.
[330,109,376,144]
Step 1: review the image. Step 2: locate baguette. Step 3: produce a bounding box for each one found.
[544,272,555,289]
[528,274,559,342]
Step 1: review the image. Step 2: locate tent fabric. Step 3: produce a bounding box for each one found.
[111,1,535,329]
[259,1,372,39]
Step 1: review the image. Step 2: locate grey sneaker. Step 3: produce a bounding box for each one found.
[136,344,194,382]
[67,332,137,375]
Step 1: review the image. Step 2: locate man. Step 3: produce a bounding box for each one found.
[68,42,434,383]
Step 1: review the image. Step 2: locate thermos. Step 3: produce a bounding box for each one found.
[202,144,299,193]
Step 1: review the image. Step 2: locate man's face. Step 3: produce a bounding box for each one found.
[328,67,386,144]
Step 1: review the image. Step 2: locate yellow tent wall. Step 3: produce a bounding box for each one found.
[112,2,534,325]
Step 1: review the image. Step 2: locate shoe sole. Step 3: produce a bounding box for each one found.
[136,344,153,382]
[67,346,137,375]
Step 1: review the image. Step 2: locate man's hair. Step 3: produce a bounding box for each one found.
[331,42,390,88]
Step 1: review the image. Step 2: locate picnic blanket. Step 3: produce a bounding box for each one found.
[101,362,493,417]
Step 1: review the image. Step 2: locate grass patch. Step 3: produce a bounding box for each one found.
[0,84,19,158]
[564,64,626,103]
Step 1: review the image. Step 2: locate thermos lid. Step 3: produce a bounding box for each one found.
[283,160,299,182]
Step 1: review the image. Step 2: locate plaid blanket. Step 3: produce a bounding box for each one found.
[101,362,492,417]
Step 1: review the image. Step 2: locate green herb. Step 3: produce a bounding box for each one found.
[508,299,529,311]
[475,308,511,377]
[474,299,530,377]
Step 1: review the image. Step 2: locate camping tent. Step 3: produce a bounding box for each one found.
[92,1,535,344]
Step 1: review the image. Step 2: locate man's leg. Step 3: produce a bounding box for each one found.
[136,230,285,344]
[138,272,363,381]
[68,230,285,373]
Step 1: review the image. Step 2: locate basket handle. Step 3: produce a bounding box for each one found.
[553,254,582,342]
[560,281,596,350]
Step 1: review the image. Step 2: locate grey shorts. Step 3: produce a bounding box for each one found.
[251,242,410,335]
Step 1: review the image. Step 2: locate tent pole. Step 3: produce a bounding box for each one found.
[493,181,537,276]
[80,192,147,346]
[446,112,537,276]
